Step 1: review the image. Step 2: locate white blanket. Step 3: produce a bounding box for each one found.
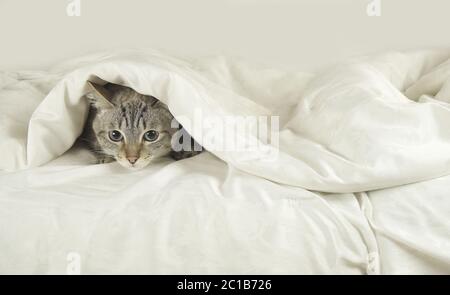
[0,49,449,274]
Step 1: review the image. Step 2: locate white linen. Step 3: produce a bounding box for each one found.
[0,49,449,274]
[0,148,375,274]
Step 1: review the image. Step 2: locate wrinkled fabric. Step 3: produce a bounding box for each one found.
[0,148,376,274]
[0,49,449,274]
[1,49,450,191]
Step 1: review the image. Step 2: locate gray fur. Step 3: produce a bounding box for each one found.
[78,82,202,169]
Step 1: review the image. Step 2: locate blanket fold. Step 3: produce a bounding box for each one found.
[1,49,450,193]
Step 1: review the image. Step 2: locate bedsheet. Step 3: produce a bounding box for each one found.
[0,49,449,274]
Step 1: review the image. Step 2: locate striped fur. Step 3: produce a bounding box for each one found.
[79,82,202,169]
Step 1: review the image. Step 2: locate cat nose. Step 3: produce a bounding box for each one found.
[127,156,139,164]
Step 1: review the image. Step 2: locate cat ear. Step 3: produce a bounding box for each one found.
[148,96,169,110]
[86,81,115,109]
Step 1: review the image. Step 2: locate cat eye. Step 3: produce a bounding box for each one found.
[143,130,159,142]
[108,130,123,142]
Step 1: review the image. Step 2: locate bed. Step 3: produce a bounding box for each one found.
[0,49,449,274]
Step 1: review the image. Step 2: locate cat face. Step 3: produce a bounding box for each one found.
[87,82,178,169]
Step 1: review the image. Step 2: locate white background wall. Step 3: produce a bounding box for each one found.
[0,0,449,71]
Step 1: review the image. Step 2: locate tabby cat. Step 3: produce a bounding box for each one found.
[78,81,202,169]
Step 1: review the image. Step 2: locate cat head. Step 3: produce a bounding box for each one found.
[86,81,178,169]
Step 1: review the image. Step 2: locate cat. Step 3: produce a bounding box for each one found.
[78,81,202,169]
